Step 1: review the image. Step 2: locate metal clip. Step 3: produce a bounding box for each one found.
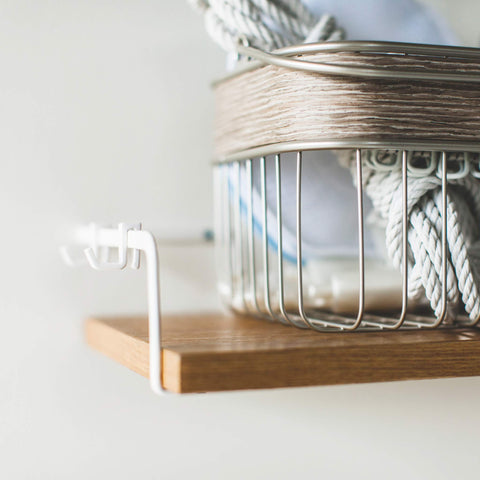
[407,152,438,178]
[364,150,401,171]
[436,153,470,180]
[468,153,480,179]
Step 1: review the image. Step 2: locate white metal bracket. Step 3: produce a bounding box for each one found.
[61,223,164,395]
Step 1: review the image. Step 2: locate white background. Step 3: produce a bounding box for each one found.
[1,1,480,478]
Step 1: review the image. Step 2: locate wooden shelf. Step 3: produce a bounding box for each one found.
[85,313,480,393]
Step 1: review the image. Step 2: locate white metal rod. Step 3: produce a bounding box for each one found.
[65,225,164,395]
[72,226,212,247]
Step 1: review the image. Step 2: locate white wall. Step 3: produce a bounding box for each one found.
[1,1,480,478]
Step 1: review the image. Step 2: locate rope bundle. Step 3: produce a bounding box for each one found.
[188,0,343,51]
[340,151,480,320]
[190,0,480,320]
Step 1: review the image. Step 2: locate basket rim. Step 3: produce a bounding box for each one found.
[213,139,480,164]
[213,40,480,87]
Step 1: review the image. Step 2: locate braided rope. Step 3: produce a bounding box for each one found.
[344,151,480,321]
[188,0,344,51]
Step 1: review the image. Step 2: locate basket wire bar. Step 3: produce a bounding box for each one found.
[234,161,247,312]
[260,156,276,321]
[276,154,307,328]
[216,147,480,331]
[225,164,235,305]
[246,159,262,315]
[362,150,409,330]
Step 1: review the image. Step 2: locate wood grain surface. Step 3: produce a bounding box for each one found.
[214,51,480,158]
[85,313,480,393]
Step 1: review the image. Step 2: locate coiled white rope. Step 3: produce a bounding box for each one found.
[190,0,480,320]
[343,151,480,321]
[188,0,344,51]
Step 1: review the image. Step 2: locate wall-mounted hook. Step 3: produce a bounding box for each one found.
[84,223,137,270]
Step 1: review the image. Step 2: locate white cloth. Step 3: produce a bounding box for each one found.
[304,0,458,45]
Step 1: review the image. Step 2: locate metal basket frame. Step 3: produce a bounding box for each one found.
[213,41,480,332]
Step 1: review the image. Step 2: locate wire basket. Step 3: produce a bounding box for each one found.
[213,41,480,331]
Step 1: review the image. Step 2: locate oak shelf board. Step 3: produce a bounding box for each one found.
[85,313,480,394]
